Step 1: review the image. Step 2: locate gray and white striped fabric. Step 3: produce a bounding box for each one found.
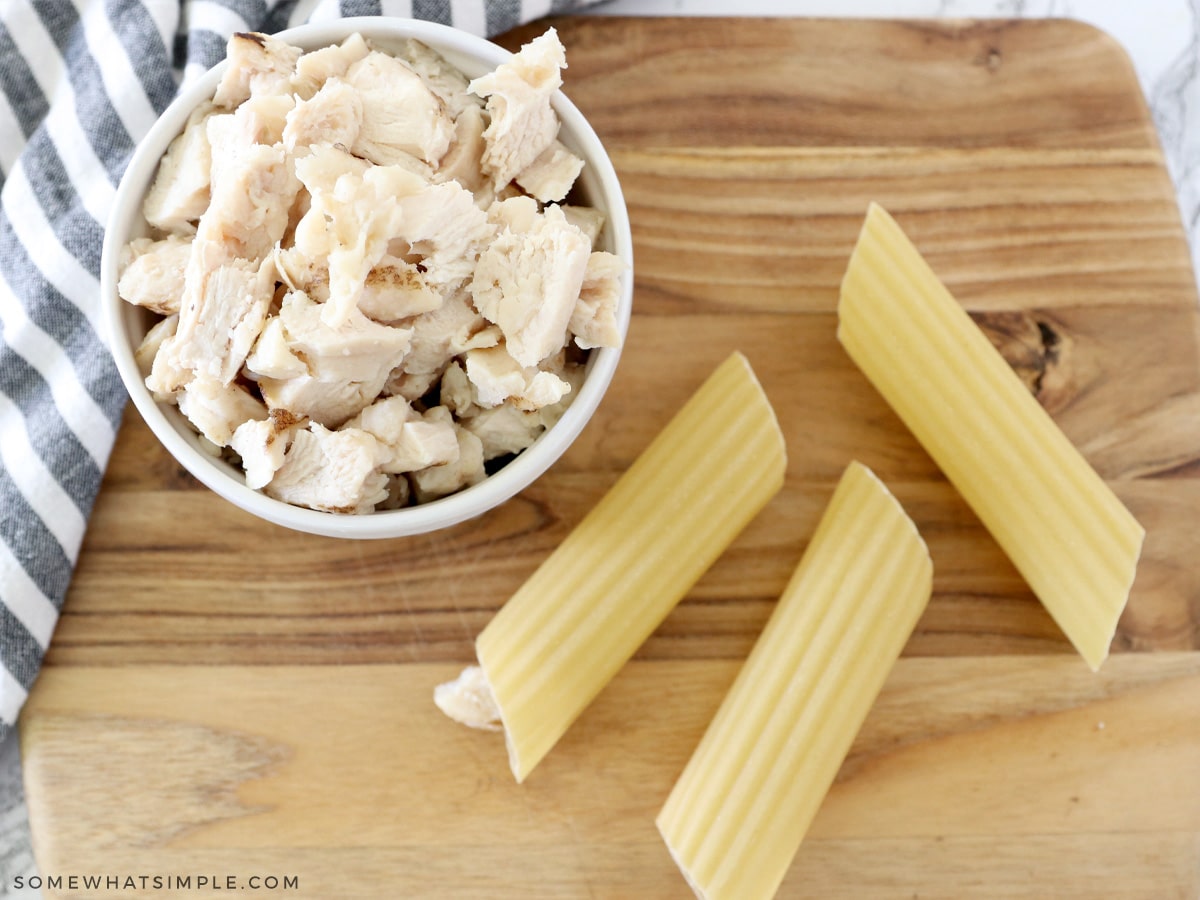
[0,0,600,743]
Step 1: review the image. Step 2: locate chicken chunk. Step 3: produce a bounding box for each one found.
[265,422,389,514]
[464,345,571,411]
[292,33,370,99]
[281,289,412,382]
[290,143,369,199]
[393,180,494,290]
[230,410,303,489]
[293,149,426,326]
[390,405,460,473]
[135,314,178,378]
[434,104,489,202]
[144,333,190,399]
[470,204,591,368]
[213,32,302,109]
[468,29,566,189]
[438,360,477,417]
[349,398,460,474]
[245,316,307,380]
[143,102,215,233]
[177,375,268,446]
[410,424,486,503]
[172,257,275,385]
[226,93,295,147]
[118,235,191,315]
[357,257,443,323]
[343,394,411,445]
[398,289,499,380]
[515,140,584,203]
[384,368,444,404]
[463,402,545,460]
[400,39,481,119]
[561,205,605,249]
[346,51,455,167]
[258,374,381,429]
[570,251,624,350]
[487,195,539,233]
[433,665,501,731]
[198,115,299,263]
[256,291,413,426]
[283,78,362,154]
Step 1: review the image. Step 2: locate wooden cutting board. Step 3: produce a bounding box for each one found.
[20,17,1200,899]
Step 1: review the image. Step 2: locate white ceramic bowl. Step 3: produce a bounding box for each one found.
[102,18,633,539]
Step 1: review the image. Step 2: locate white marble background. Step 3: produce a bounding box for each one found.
[1,1,1196,896]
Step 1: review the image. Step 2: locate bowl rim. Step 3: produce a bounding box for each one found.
[101,17,633,539]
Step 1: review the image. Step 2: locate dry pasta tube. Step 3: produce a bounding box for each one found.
[657,461,932,900]
[436,352,787,782]
[838,203,1143,670]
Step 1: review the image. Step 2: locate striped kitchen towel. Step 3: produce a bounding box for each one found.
[0,0,600,743]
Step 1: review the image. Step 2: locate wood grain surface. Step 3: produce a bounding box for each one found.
[20,16,1200,899]
[23,656,1200,898]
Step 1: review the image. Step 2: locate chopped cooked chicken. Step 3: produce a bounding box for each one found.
[400,39,482,119]
[290,143,369,199]
[468,28,565,188]
[265,422,389,513]
[515,140,584,203]
[293,149,426,326]
[398,288,499,380]
[389,405,460,472]
[283,185,310,240]
[173,257,275,385]
[349,398,460,473]
[126,29,621,514]
[213,32,302,109]
[283,78,362,154]
[561,205,605,249]
[570,251,624,350]
[410,424,486,503]
[231,94,295,146]
[470,204,591,368]
[229,409,303,489]
[357,256,443,323]
[143,102,215,233]
[433,665,501,731]
[276,290,412,384]
[394,180,494,290]
[198,116,299,263]
[245,316,307,380]
[177,375,268,446]
[118,235,191,315]
[438,360,476,417]
[463,402,545,460]
[274,246,331,303]
[259,374,382,429]
[464,345,571,411]
[487,195,539,233]
[346,50,455,167]
[343,394,410,445]
[135,314,178,377]
[255,291,412,426]
[144,333,189,399]
[292,33,370,99]
[434,104,488,202]
[384,368,443,404]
